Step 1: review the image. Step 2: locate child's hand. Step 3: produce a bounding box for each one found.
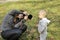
[41,30,44,33]
[36,24,38,27]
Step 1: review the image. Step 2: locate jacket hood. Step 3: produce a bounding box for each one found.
[8,10,23,17]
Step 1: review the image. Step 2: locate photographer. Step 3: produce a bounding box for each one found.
[1,10,32,40]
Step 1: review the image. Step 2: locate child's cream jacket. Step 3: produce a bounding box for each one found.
[38,18,50,33]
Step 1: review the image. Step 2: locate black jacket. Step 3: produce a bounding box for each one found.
[1,10,26,31]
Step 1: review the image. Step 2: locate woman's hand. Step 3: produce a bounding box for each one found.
[24,16,28,20]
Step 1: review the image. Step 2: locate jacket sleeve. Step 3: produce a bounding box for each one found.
[38,21,47,33]
[8,17,26,28]
[14,19,26,28]
[8,16,15,28]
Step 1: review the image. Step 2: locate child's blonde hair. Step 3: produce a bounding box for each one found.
[39,10,47,17]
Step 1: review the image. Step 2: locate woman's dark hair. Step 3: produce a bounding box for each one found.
[9,10,23,17]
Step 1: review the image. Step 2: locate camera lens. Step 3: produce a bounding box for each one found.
[28,14,33,20]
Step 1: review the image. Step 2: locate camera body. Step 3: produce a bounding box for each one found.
[23,14,33,20]
[19,10,33,20]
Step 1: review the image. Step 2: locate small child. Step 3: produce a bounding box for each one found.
[38,10,50,40]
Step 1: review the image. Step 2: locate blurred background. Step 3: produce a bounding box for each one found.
[0,0,60,40]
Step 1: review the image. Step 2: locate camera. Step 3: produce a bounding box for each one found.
[20,10,33,20]
[23,14,33,20]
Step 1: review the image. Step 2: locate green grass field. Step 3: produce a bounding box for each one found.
[0,0,60,40]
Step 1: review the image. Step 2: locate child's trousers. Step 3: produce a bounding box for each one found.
[40,32,47,40]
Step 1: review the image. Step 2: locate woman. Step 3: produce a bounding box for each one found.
[1,10,28,40]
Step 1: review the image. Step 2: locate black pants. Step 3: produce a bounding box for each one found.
[1,25,27,40]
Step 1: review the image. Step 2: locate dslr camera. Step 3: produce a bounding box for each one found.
[23,14,33,20]
[20,10,33,20]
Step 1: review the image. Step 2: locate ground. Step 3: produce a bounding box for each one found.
[0,0,60,40]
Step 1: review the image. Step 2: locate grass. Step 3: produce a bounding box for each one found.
[0,0,60,40]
